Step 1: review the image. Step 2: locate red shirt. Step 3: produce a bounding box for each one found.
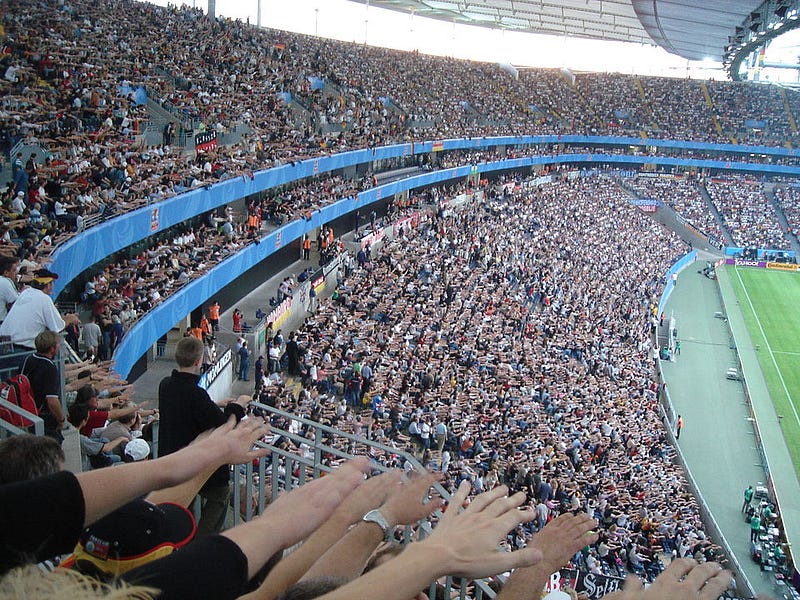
[80,409,109,436]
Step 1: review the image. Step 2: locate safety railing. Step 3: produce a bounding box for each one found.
[0,398,44,437]
[231,402,501,599]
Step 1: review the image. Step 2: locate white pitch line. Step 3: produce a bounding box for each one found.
[734,267,800,429]
[773,350,800,357]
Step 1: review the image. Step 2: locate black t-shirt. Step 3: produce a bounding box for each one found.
[22,352,61,438]
[123,534,248,599]
[1,471,250,599]
[21,353,59,414]
[157,370,244,489]
[0,471,85,574]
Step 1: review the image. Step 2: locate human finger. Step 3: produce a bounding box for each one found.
[455,543,542,579]
[440,480,471,523]
[657,557,698,583]
[464,484,509,514]
[482,490,527,519]
[622,574,644,594]
[683,561,726,594]
[698,568,733,600]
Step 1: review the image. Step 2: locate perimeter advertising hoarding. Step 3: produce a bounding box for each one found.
[726,258,799,271]
[544,569,624,599]
[767,262,799,272]
[725,258,768,268]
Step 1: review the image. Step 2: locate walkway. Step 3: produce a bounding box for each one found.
[662,262,795,598]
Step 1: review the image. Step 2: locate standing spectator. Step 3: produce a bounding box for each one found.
[199,313,211,339]
[268,339,281,373]
[21,330,65,442]
[109,315,124,354]
[156,333,168,358]
[285,332,299,375]
[750,512,762,543]
[742,485,754,512]
[158,336,251,535]
[81,316,102,361]
[163,122,174,146]
[238,340,250,381]
[254,355,264,391]
[434,418,448,453]
[208,301,221,332]
[232,308,242,333]
[234,336,244,375]
[0,256,19,326]
[0,268,79,351]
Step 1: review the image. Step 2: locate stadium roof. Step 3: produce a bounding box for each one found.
[349,1,763,62]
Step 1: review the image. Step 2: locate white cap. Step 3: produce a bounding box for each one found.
[124,438,150,461]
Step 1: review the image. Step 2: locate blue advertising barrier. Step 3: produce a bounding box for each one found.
[45,134,800,377]
[658,251,698,317]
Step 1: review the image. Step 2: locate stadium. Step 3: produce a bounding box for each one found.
[3,0,800,598]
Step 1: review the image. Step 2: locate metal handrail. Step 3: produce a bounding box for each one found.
[0,397,44,436]
[233,401,500,598]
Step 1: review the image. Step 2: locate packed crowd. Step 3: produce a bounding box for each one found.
[705,176,790,250]
[2,0,800,234]
[773,184,800,240]
[0,1,793,596]
[252,175,721,588]
[624,175,726,242]
[0,415,734,600]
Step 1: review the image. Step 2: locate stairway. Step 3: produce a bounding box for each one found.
[779,87,798,135]
[700,82,725,139]
[696,181,735,246]
[634,76,660,133]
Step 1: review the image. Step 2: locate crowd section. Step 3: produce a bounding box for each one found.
[709,81,792,145]
[0,1,796,597]
[774,185,800,239]
[624,175,725,241]
[705,177,790,250]
[2,0,800,245]
[255,175,722,587]
[573,73,645,133]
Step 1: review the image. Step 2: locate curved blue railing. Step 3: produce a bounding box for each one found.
[46,138,800,377]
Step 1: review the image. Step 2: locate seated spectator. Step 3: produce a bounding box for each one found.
[66,402,127,471]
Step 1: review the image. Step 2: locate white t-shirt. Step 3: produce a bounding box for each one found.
[0,287,65,348]
[0,276,19,321]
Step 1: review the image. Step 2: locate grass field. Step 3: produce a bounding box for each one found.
[727,265,800,478]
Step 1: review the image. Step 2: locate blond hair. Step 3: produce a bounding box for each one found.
[0,564,158,599]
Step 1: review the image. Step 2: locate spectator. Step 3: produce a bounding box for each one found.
[21,330,65,442]
[0,268,79,351]
[0,433,64,484]
[157,336,251,534]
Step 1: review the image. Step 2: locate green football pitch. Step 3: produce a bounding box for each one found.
[726,265,800,479]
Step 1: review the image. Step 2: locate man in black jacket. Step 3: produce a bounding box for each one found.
[158,336,251,534]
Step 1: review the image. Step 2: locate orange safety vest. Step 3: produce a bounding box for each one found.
[303,238,311,250]
[208,303,220,321]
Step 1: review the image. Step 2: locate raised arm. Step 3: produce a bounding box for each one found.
[301,471,441,582]
[317,482,542,600]
[496,511,598,599]
[241,469,407,600]
[77,416,268,524]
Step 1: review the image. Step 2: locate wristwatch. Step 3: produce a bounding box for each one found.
[362,509,393,542]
